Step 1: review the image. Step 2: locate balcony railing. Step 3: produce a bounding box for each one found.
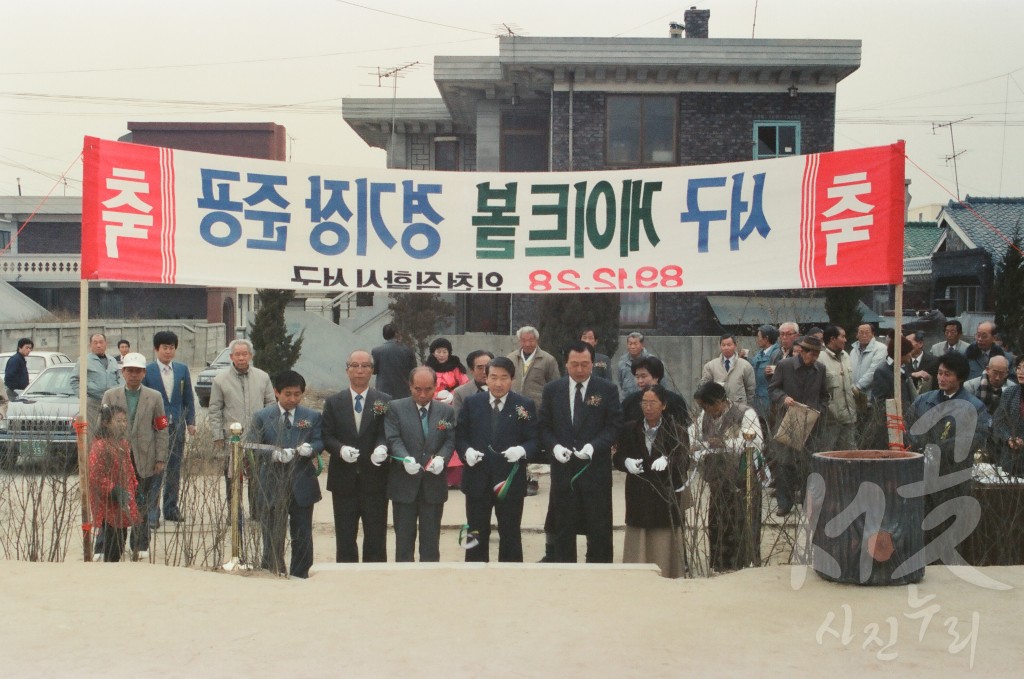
[0,255,81,283]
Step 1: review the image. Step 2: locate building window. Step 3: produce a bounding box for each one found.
[620,292,655,327]
[434,138,459,171]
[606,95,677,167]
[947,285,981,314]
[355,292,374,307]
[0,230,10,251]
[753,121,800,159]
[501,110,548,172]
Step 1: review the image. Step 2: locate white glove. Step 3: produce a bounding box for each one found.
[624,458,644,475]
[465,447,485,467]
[574,443,594,460]
[651,456,669,472]
[370,445,388,466]
[502,446,526,463]
[297,442,314,458]
[402,458,422,475]
[426,456,445,475]
[273,448,295,464]
[340,445,360,463]
[552,444,572,464]
[435,389,454,405]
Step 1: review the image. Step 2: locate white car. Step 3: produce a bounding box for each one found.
[0,350,73,391]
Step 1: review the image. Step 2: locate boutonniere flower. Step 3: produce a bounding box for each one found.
[516,405,530,421]
[586,395,602,407]
[296,419,312,430]
[436,419,453,431]
[372,401,389,416]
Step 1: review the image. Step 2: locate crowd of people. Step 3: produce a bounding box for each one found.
[9,316,1019,579]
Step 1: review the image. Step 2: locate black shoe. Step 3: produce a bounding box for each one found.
[538,555,554,563]
[526,479,539,497]
[165,513,184,523]
[775,505,792,517]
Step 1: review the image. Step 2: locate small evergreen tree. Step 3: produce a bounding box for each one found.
[825,286,865,337]
[250,289,304,378]
[994,232,1024,352]
[387,292,455,362]
[537,293,620,364]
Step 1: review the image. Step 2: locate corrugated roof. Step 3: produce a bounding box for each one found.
[706,294,880,327]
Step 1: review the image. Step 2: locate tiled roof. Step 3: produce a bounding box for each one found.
[940,197,1024,260]
[904,221,942,259]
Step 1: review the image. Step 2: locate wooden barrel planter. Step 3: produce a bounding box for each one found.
[808,450,925,586]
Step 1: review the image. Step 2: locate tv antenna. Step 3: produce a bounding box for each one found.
[933,117,971,201]
[368,62,421,161]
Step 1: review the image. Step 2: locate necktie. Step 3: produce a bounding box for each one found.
[724,358,731,372]
[913,358,919,370]
[284,411,292,428]
[354,394,363,413]
[420,406,429,436]
[492,398,502,429]
[573,382,584,427]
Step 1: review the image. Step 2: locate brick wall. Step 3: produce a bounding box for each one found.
[16,221,81,254]
[408,136,431,170]
[551,90,836,170]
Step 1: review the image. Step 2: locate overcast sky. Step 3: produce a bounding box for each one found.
[2,0,1021,213]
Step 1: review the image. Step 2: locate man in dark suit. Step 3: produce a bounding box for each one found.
[384,366,456,562]
[540,340,622,563]
[906,331,939,393]
[372,323,417,402]
[142,330,196,524]
[246,370,324,578]
[321,350,391,562]
[451,349,493,417]
[455,356,538,562]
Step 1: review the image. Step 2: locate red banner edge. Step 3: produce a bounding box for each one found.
[80,136,102,280]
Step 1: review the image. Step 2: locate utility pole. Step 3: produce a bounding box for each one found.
[371,62,420,166]
[933,117,971,201]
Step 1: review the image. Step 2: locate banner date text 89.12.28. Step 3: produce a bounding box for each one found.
[528,265,683,292]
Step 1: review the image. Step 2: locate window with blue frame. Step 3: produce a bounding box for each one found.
[753,121,800,159]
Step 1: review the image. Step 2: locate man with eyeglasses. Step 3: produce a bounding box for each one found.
[963,354,1011,416]
[965,321,1014,381]
[321,350,392,562]
[993,356,1024,475]
[931,320,970,357]
[451,350,494,417]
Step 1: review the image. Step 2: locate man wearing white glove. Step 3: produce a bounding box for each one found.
[539,341,622,564]
[623,458,644,475]
[455,356,538,562]
[246,370,323,578]
[321,349,393,563]
[384,367,456,562]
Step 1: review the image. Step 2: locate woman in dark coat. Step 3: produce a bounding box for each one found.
[613,384,691,578]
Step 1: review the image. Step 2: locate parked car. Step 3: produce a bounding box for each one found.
[0,364,79,470]
[0,351,72,392]
[194,347,233,408]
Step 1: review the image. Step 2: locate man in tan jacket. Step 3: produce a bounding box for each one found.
[699,334,755,406]
[505,326,560,412]
[101,352,169,557]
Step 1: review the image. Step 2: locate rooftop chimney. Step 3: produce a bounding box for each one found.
[684,7,710,39]
[669,22,684,39]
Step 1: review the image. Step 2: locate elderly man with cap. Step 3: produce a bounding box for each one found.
[768,335,830,516]
[101,352,169,559]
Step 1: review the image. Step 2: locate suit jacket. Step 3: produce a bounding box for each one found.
[208,366,275,441]
[539,375,623,494]
[384,398,455,504]
[993,384,1024,474]
[322,387,391,496]
[451,380,487,419]
[769,356,829,413]
[72,352,122,401]
[101,385,169,478]
[143,361,196,429]
[699,354,755,406]
[372,339,417,400]
[965,343,1013,381]
[247,404,324,507]
[931,339,970,357]
[506,347,561,410]
[910,351,940,392]
[455,391,538,500]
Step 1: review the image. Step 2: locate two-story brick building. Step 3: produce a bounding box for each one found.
[343,8,862,335]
